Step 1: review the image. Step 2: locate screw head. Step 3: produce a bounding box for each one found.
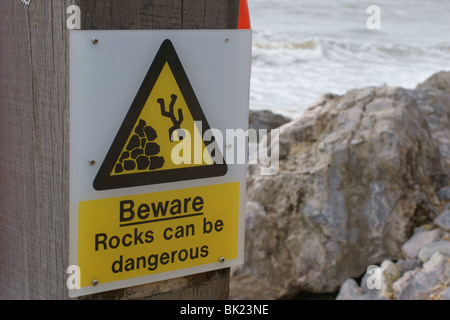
[219,257,225,263]
[89,159,96,166]
[92,280,99,286]
[92,38,99,45]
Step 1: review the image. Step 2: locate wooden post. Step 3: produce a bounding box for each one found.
[0,0,240,300]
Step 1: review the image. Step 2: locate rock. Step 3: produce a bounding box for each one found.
[437,186,450,202]
[145,142,160,156]
[423,252,446,271]
[360,266,379,293]
[232,84,447,299]
[396,252,450,300]
[418,240,450,261]
[434,208,450,231]
[144,125,157,142]
[360,292,388,300]
[397,274,433,300]
[248,109,292,132]
[336,279,362,300]
[393,269,418,298]
[149,156,165,170]
[442,287,450,300]
[115,163,124,174]
[395,259,422,274]
[131,148,143,159]
[337,278,387,300]
[416,71,450,94]
[123,160,136,171]
[229,203,283,300]
[401,229,442,259]
[119,151,130,162]
[126,134,141,151]
[136,155,150,170]
[380,260,401,297]
[411,89,450,184]
[135,119,146,137]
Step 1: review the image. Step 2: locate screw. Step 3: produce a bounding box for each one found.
[219,257,225,263]
[92,280,99,286]
[92,38,99,45]
[225,38,229,43]
[227,144,233,150]
[89,159,96,166]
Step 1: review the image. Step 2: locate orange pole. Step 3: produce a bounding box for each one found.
[238,0,251,29]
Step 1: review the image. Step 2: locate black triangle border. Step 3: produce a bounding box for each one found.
[93,39,228,191]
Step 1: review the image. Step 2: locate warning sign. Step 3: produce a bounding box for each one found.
[70,30,251,297]
[78,182,239,288]
[94,39,227,191]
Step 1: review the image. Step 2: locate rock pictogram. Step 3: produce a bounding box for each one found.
[114,119,165,174]
[93,39,227,191]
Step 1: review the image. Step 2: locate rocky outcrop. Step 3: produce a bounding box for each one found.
[248,109,292,132]
[231,72,450,300]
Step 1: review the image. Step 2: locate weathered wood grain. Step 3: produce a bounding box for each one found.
[0,0,239,300]
[0,0,71,300]
[80,0,239,30]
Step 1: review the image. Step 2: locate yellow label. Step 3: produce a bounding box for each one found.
[78,182,239,288]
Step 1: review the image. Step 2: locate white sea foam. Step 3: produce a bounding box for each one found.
[249,0,450,117]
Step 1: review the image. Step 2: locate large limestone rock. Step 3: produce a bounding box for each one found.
[231,83,449,299]
[411,88,450,184]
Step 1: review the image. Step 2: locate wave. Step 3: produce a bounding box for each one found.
[253,39,317,50]
[250,35,450,116]
[253,36,450,64]
[248,0,450,117]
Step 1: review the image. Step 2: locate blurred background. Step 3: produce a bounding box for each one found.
[249,0,450,117]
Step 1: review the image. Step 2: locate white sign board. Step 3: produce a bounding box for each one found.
[69,30,252,297]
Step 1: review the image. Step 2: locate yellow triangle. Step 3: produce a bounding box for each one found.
[93,39,227,191]
[112,62,212,176]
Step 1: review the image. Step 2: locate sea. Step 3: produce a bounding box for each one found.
[248,0,450,117]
